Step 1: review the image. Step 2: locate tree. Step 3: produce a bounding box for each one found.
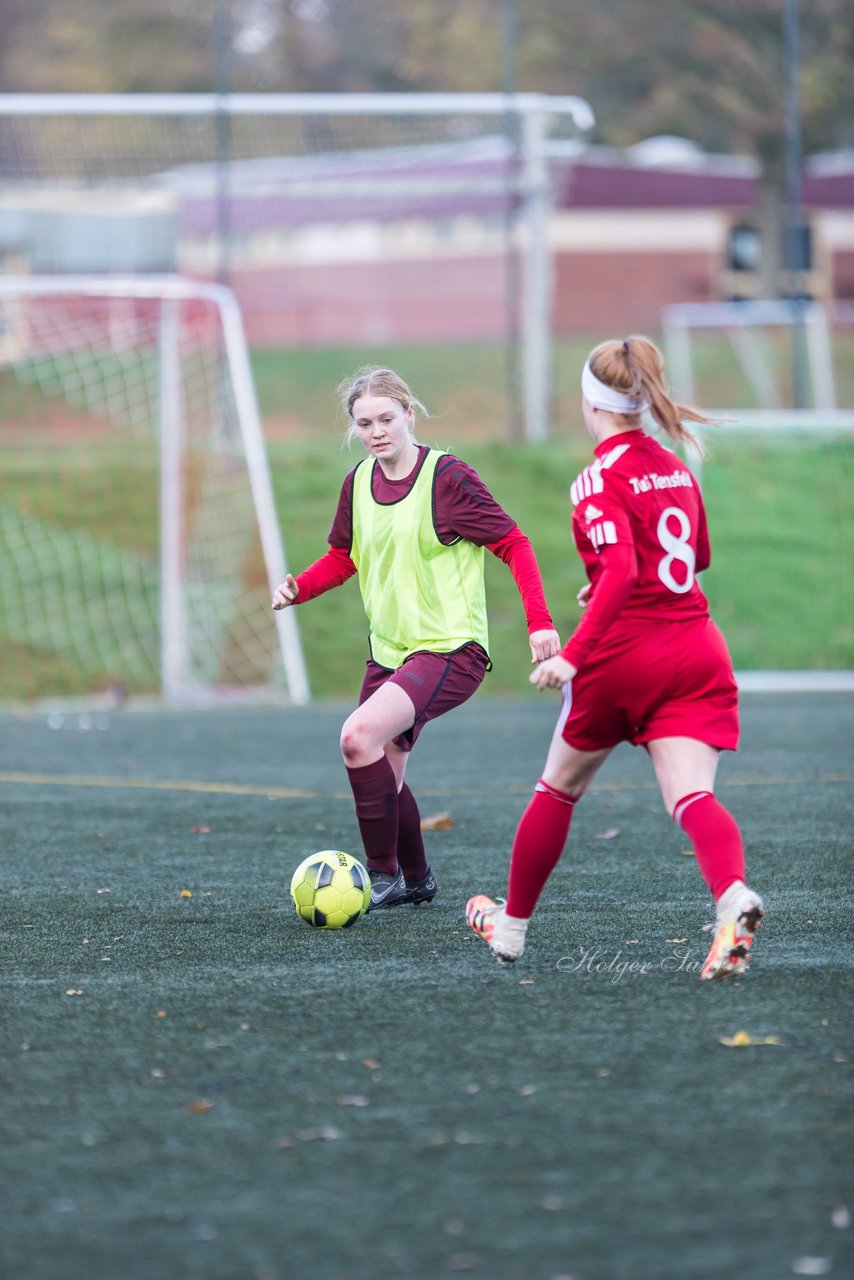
[2,0,852,294]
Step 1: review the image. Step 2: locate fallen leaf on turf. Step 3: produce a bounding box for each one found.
[791,1258,832,1276]
[361,1058,381,1069]
[294,1126,342,1142]
[190,826,211,834]
[336,1094,369,1107]
[595,827,620,839]
[64,989,84,997]
[678,848,695,857]
[179,889,192,898]
[156,1010,167,1018]
[186,1099,214,1114]
[667,938,688,943]
[719,1030,781,1048]
[420,811,453,831]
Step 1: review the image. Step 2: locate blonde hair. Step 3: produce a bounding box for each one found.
[338,367,428,445]
[587,335,713,453]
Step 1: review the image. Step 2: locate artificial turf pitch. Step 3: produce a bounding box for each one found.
[1,693,852,1280]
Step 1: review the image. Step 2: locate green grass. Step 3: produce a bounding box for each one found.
[1,433,852,699]
[1,333,853,699]
[1,696,852,1280]
[252,332,854,440]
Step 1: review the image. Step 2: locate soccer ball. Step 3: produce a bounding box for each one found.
[290,850,371,929]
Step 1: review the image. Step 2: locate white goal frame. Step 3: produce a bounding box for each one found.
[0,273,310,706]
[0,91,596,442]
[662,299,854,426]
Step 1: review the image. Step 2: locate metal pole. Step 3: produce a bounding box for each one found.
[783,0,808,408]
[214,0,232,286]
[502,0,522,442]
[158,299,186,701]
[521,102,552,442]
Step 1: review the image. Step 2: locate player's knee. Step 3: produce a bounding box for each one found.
[339,718,373,766]
[540,774,586,802]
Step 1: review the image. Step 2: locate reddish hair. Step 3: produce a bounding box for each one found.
[588,336,714,452]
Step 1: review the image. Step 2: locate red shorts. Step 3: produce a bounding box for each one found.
[559,618,739,753]
[358,644,489,751]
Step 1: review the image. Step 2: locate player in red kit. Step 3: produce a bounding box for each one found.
[467,336,765,980]
[273,368,559,911]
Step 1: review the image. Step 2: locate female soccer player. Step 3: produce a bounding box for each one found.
[273,367,560,910]
[466,336,765,980]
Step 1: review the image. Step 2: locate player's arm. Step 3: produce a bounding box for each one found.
[530,540,639,689]
[434,456,560,662]
[272,474,358,609]
[560,541,638,668]
[486,527,561,662]
[273,547,358,609]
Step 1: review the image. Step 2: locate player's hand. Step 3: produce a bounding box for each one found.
[272,574,299,610]
[528,628,561,663]
[577,584,591,610]
[529,654,576,691]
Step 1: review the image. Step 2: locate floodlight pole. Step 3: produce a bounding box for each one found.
[214,0,232,286]
[521,102,552,442]
[502,0,523,443]
[783,0,808,409]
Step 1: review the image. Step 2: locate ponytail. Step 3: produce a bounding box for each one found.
[588,336,714,454]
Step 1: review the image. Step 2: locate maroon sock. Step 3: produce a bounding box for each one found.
[397,784,429,883]
[345,757,399,875]
[674,791,745,900]
[506,780,577,918]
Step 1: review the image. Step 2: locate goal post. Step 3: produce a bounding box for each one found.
[0,274,310,705]
[0,91,595,443]
[661,299,850,421]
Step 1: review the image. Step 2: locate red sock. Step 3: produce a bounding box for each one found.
[397,784,429,883]
[505,780,577,918]
[674,791,745,900]
[345,757,399,874]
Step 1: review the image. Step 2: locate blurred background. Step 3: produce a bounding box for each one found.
[0,0,852,701]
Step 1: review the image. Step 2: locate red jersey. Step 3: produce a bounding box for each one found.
[562,430,711,671]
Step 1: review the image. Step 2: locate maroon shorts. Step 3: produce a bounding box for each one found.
[358,644,489,750]
[559,618,739,753]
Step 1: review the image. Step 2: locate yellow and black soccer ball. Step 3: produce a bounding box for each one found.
[290,850,371,929]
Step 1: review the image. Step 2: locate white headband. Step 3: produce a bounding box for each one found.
[581,360,648,413]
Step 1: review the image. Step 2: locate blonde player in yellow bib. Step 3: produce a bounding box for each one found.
[274,368,559,910]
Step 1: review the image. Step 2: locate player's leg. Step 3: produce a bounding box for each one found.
[508,724,612,917]
[647,736,764,979]
[376,648,486,906]
[468,698,613,962]
[340,681,416,907]
[383,739,436,904]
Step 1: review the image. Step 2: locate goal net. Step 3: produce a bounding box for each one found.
[0,92,594,442]
[661,300,854,687]
[0,275,309,705]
